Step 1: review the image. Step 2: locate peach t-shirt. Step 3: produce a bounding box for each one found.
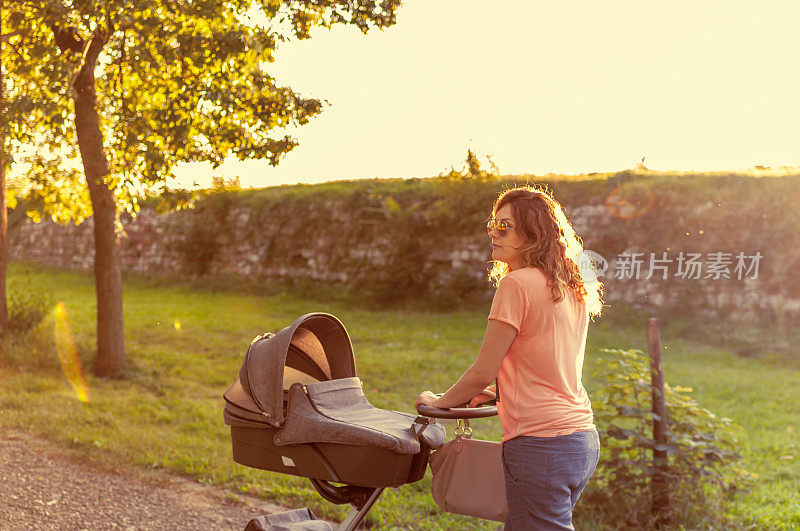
[489,267,594,442]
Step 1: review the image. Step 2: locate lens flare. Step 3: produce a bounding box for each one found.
[54,302,89,403]
[605,181,656,219]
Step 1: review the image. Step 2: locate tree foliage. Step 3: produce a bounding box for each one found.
[2,2,86,217]
[9,0,400,210]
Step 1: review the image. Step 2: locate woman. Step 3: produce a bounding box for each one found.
[416,186,603,530]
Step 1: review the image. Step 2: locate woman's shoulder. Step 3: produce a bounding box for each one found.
[498,268,548,297]
[505,267,547,284]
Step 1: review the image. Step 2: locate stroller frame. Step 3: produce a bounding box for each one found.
[241,416,438,531]
[224,313,497,530]
[306,421,433,530]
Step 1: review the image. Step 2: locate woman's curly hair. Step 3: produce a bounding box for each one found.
[488,186,604,318]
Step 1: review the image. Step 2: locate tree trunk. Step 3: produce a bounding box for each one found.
[0,2,9,332]
[72,31,126,376]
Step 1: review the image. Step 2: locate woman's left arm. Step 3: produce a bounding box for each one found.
[416,319,517,409]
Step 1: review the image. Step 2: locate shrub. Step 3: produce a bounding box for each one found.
[0,286,59,372]
[578,348,749,528]
[175,215,218,276]
[7,285,54,335]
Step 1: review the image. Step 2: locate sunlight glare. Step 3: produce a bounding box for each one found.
[54,302,90,403]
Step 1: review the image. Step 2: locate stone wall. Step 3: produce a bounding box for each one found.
[10,173,800,323]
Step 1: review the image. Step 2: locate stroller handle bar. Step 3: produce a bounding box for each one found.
[416,403,498,419]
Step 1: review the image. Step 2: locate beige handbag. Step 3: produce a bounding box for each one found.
[429,419,508,522]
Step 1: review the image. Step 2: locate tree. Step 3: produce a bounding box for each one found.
[7,0,400,375]
[439,148,499,182]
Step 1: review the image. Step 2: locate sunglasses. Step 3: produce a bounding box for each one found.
[486,218,514,236]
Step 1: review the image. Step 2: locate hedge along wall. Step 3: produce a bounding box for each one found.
[10,171,800,323]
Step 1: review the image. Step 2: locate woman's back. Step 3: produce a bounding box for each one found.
[489,267,594,442]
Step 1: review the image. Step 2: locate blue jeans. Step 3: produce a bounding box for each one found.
[502,430,600,530]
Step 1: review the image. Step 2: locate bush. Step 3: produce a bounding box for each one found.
[578,348,749,528]
[0,286,59,372]
[7,285,54,335]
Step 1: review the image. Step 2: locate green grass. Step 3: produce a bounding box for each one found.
[1,262,798,529]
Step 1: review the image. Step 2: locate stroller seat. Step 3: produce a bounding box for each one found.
[277,377,439,454]
[223,313,445,498]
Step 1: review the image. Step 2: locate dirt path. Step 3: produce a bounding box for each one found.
[0,431,290,530]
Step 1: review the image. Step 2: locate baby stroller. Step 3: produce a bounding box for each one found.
[223,313,470,530]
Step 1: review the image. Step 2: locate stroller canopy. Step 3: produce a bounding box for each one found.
[239,313,356,427]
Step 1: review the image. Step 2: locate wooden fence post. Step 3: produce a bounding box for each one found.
[647,318,669,526]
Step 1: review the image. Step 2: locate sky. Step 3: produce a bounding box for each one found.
[172,0,800,189]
